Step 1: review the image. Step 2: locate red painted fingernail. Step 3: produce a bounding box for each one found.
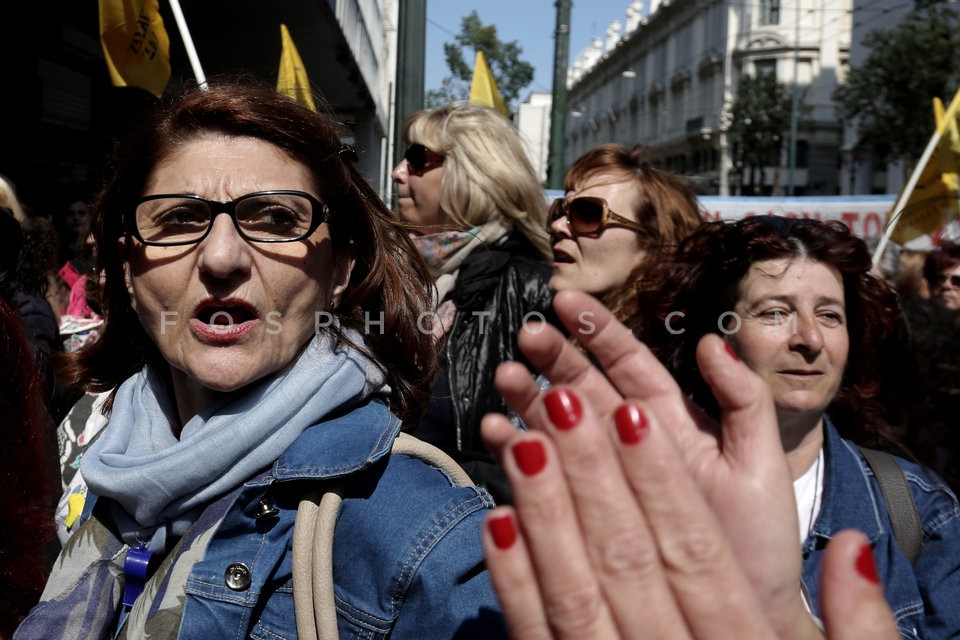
[855,543,879,584]
[489,514,517,550]
[614,402,650,445]
[544,388,583,430]
[724,342,739,361]
[512,440,547,476]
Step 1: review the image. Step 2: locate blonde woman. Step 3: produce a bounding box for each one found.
[0,174,26,223]
[392,102,553,504]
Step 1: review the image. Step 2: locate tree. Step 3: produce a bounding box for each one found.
[425,11,534,112]
[727,73,795,195]
[833,3,960,167]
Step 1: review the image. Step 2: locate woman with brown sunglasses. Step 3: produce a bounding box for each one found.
[391,102,554,505]
[548,143,703,320]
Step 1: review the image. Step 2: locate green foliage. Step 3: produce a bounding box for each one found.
[728,73,796,190]
[427,11,535,111]
[833,3,960,164]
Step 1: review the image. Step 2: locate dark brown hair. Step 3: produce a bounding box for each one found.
[635,216,904,445]
[0,298,56,635]
[561,144,703,315]
[64,78,437,426]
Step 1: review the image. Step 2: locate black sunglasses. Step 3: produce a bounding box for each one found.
[403,144,445,176]
[549,196,650,237]
[935,273,960,288]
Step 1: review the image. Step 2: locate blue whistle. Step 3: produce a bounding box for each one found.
[122,542,154,607]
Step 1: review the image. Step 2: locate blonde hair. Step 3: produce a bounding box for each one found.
[402,102,551,260]
[0,175,25,223]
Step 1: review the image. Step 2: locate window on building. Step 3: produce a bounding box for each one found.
[760,0,780,25]
[796,140,808,168]
[754,59,776,77]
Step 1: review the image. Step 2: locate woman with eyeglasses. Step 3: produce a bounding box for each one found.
[15,80,506,639]
[548,143,703,319]
[626,216,960,637]
[391,102,554,504]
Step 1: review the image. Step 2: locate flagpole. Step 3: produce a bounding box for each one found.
[167,0,207,88]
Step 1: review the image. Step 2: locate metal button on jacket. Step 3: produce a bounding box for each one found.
[255,498,279,521]
[225,562,252,590]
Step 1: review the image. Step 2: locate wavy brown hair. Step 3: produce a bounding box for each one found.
[62,78,437,426]
[634,216,905,446]
[561,144,703,315]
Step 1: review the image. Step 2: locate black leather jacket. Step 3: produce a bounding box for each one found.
[421,233,553,502]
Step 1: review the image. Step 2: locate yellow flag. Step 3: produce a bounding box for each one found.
[277,24,316,111]
[98,0,171,98]
[887,88,960,244]
[469,51,509,116]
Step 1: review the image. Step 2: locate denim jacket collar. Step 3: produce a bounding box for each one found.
[804,415,885,550]
[267,397,401,483]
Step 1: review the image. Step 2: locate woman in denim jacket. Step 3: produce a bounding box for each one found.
[632,216,960,638]
[15,80,503,639]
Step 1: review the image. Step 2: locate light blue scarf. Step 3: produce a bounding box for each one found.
[80,329,387,547]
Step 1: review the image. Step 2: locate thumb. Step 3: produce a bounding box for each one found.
[820,530,899,640]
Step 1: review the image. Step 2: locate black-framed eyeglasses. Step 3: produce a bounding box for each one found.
[128,190,329,247]
[548,196,651,237]
[403,143,445,176]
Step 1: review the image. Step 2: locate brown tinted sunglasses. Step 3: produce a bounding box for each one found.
[549,196,650,237]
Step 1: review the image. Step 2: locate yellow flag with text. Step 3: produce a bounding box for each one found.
[277,24,316,111]
[98,0,171,98]
[469,51,508,117]
[887,88,960,244]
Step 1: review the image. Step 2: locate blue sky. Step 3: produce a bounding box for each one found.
[426,0,639,97]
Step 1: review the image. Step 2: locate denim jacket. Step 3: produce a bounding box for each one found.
[16,398,506,639]
[802,417,960,639]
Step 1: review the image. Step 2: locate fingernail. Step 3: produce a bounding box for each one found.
[512,440,547,476]
[489,514,517,550]
[544,388,583,431]
[614,402,649,445]
[724,343,739,361]
[855,543,879,584]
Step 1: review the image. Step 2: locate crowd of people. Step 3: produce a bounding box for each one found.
[1,76,958,639]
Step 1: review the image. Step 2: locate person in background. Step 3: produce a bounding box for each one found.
[13,216,61,352]
[922,239,960,310]
[0,173,26,224]
[547,143,703,321]
[480,289,901,640]
[630,216,960,636]
[392,101,554,503]
[53,197,96,329]
[895,248,930,299]
[0,297,57,638]
[55,198,92,271]
[891,240,960,494]
[16,79,503,639]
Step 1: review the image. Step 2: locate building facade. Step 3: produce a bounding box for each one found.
[839,0,912,196]
[517,92,553,184]
[563,0,850,196]
[1,0,400,214]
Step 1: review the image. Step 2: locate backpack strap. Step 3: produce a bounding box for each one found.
[858,446,923,564]
[292,432,475,640]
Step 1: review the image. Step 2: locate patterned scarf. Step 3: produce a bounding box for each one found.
[411,218,513,339]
